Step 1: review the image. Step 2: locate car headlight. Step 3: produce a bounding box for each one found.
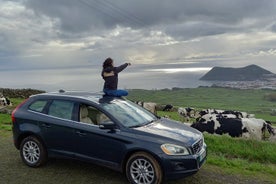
[161,144,190,156]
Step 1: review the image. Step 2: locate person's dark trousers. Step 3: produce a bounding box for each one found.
[103,89,128,97]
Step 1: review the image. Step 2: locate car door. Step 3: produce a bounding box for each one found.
[39,99,78,157]
[73,105,131,169]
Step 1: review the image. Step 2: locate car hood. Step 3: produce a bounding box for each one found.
[134,118,202,145]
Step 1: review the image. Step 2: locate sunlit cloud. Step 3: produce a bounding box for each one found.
[146,67,212,73]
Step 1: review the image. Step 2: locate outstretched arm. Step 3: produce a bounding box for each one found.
[115,63,131,73]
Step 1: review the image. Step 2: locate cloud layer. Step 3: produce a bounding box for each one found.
[1,0,276,90]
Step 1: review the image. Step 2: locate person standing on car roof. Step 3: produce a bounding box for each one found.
[101,57,131,97]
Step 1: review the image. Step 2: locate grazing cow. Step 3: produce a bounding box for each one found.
[221,110,254,118]
[191,114,274,140]
[197,109,223,117]
[0,97,6,106]
[0,96,11,106]
[197,109,254,119]
[178,107,195,122]
[135,101,157,115]
[163,104,173,111]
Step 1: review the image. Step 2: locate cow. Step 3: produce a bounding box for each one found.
[197,109,224,117]
[197,109,254,119]
[220,110,255,118]
[135,101,157,115]
[0,96,11,106]
[163,104,173,111]
[178,107,196,122]
[0,97,6,106]
[191,114,275,140]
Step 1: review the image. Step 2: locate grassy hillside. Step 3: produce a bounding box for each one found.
[128,87,276,123]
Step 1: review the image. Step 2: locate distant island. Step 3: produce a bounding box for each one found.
[200,64,275,81]
[200,65,276,89]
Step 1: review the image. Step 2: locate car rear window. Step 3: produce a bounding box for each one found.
[48,100,74,120]
[29,100,48,113]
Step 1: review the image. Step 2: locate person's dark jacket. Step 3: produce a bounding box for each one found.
[102,63,129,90]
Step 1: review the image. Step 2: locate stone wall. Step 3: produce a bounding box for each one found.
[0,88,45,98]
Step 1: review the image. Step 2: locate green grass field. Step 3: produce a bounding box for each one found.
[1,88,276,183]
[0,114,11,131]
[128,87,276,123]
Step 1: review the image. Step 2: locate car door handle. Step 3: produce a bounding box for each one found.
[41,123,51,128]
[76,131,87,136]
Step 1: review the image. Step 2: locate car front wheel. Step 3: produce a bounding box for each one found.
[20,136,47,167]
[126,152,163,184]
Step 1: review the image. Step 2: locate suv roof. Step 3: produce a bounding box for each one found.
[30,91,122,103]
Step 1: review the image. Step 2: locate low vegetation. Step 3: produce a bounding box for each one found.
[264,93,276,102]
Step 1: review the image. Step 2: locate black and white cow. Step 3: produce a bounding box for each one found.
[178,107,195,122]
[197,109,254,119]
[163,104,173,111]
[0,96,11,106]
[197,109,220,117]
[220,110,254,118]
[191,114,274,140]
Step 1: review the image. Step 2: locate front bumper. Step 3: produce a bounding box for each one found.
[160,145,207,180]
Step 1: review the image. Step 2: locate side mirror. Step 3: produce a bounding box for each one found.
[99,120,116,130]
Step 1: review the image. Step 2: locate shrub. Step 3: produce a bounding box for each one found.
[264,93,276,102]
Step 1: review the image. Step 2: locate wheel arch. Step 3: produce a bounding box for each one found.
[122,148,164,175]
[17,132,47,154]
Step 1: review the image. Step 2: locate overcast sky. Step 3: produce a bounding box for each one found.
[1,0,276,91]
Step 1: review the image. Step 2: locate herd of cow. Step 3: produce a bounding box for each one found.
[191,109,275,140]
[135,102,276,141]
[1,96,275,141]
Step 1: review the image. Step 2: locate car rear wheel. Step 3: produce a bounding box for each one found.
[20,136,47,167]
[126,152,163,184]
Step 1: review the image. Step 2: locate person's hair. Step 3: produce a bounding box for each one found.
[103,58,113,69]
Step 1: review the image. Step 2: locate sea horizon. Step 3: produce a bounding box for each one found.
[0,64,213,92]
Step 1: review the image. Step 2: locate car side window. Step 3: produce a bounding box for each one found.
[48,100,74,120]
[29,100,48,113]
[79,104,110,125]
[79,105,94,124]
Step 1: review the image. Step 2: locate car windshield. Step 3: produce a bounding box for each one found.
[99,98,158,128]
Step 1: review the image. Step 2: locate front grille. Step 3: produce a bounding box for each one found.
[192,138,203,154]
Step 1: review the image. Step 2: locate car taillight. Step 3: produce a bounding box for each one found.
[11,98,29,123]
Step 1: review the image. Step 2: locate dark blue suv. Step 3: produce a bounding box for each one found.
[12,91,207,184]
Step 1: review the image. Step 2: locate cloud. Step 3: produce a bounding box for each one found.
[22,0,276,35]
[1,0,276,90]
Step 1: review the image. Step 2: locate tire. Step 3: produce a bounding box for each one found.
[126,152,163,184]
[20,136,47,167]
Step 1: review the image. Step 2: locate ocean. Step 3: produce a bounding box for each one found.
[0,63,213,92]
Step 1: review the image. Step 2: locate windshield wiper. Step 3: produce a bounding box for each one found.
[146,120,155,125]
[129,124,143,128]
[129,119,157,128]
